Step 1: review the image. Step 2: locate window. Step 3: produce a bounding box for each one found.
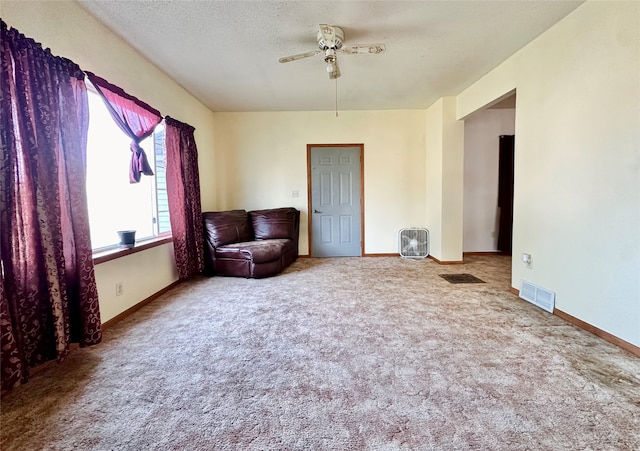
[86,90,170,250]
[153,127,171,235]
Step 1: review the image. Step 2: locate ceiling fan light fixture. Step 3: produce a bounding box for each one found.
[324,49,336,63]
[324,48,337,73]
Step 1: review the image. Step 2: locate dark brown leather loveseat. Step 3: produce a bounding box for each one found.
[202,207,300,278]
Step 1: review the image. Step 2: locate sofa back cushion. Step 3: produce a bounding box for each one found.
[249,208,299,241]
[203,210,253,248]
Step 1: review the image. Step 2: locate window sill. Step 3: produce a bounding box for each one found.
[93,235,173,265]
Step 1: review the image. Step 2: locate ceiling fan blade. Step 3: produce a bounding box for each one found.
[339,44,386,55]
[278,50,322,63]
[319,23,336,48]
[329,60,341,80]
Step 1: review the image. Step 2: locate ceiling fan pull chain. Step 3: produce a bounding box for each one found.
[335,77,339,118]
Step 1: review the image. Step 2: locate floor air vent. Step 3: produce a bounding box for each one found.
[520,280,555,313]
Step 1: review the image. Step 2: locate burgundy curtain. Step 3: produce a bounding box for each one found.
[0,21,101,392]
[85,72,162,183]
[165,116,204,279]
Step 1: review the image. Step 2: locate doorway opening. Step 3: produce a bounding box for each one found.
[462,91,516,277]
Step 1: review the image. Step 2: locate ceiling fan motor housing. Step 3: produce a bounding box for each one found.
[317,26,344,50]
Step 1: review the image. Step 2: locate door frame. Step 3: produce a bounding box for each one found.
[307,143,365,257]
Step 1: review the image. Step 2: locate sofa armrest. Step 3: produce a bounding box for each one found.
[202,209,254,275]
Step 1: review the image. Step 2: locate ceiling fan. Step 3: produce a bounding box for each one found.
[279,24,386,80]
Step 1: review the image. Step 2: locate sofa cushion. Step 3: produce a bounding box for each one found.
[249,208,298,240]
[216,239,293,264]
[203,210,253,248]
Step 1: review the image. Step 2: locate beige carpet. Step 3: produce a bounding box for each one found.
[2,255,639,450]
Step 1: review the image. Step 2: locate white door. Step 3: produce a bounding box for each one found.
[309,145,362,257]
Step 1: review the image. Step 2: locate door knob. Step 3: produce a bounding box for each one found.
[314,209,322,214]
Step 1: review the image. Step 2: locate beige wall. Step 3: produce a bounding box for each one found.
[212,110,427,255]
[457,1,640,346]
[425,97,464,262]
[93,244,177,321]
[425,101,444,259]
[2,0,217,322]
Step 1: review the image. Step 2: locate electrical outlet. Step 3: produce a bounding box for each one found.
[115,282,123,296]
[522,253,532,269]
[292,190,299,198]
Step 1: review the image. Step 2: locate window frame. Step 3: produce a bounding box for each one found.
[93,234,173,264]
[84,85,172,260]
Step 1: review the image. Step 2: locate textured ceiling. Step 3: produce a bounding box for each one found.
[78,1,583,112]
